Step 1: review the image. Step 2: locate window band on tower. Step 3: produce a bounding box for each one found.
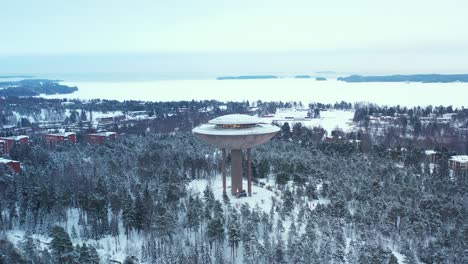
[215,124,257,129]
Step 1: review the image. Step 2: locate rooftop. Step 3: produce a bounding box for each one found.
[209,114,261,125]
[90,132,117,137]
[0,158,17,164]
[47,132,75,137]
[450,155,468,163]
[193,114,280,148]
[0,135,28,141]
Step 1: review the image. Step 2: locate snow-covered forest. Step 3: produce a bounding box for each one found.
[0,121,466,263]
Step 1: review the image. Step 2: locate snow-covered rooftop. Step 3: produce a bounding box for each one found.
[450,155,468,163]
[209,114,261,125]
[0,158,16,164]
[91,131,117,137]
[48,132,75,137]
[0,135,28,141]
[425,150,437,155]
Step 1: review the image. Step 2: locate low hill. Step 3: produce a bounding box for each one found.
[0,79,78,96]
[338,74,468,83]
[216,75,278,80]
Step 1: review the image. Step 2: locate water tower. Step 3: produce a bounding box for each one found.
[192,114,279,196]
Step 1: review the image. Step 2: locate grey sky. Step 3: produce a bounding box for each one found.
[1,0,467,74]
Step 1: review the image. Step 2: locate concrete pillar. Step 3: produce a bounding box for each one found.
[231,149,243,194]
[222,148,227,194]
[247,148,252,196]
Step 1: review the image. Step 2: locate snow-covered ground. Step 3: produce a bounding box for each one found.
[6,230,52,252]
[43,78,468,107]
[6,209,142,263]
[391,249,406,263]
[188,175,277,213]
[260,109,355,133]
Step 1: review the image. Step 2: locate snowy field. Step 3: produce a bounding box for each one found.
[43,78,468,107]
[260,109,355,133]
[188,174,333,212]
[188,175,277,213]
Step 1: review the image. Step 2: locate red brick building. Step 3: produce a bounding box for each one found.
[0,135,30,155]
[14,135,29,145]
[0,140,6,155]
[45,132,77,144]
[0,158,21,174]
[88,132,117,145]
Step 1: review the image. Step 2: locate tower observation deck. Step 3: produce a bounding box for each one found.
[192,114,280,196]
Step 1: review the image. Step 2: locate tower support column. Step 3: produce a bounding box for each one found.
[231,149,243,194]
[247,148,252,196]
[222,148,227,193]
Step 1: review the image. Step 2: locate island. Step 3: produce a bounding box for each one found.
[337,74,468,83]
[294,75,311,78]
[0,75,34,79]
[0,79,78,97]
[315,77,327,81]
[216,75,278,80]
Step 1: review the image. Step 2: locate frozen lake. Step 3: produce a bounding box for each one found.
[44,78,468,107]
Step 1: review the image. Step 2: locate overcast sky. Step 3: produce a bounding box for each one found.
[1,0,467,74]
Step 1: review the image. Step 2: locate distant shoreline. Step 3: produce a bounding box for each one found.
[337,74,468,83]
[217,75,278,80]
[0,75,34,79]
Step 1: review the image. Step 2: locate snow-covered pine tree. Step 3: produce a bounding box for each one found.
[50,226,77,263]
[227,209,240,261]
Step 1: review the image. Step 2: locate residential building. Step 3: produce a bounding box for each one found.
[449,155,468,175]
[45,132,77,144]
[0,135,30,154]
[0,158,21,173]
[425,150,439,163]
[88,132,117,145]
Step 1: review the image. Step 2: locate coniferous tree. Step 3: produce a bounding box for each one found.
[133,193,145,232]
[227,210,240,260]
[70,225,78,240]
[273,238,286,264]
[20,233,37,263]
[207,218,224,249]
[122,194,135,238]
[78,243,90,263]
[0,240,27,264]
[214,245,225,264]
[50,226,76,264]
[286,221,298,261]
[388,253,399,264]
[282,189,294,216]
[281,122,291,139]
[123,256,138,264]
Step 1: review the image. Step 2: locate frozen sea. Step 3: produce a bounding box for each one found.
[42,78,468,107]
